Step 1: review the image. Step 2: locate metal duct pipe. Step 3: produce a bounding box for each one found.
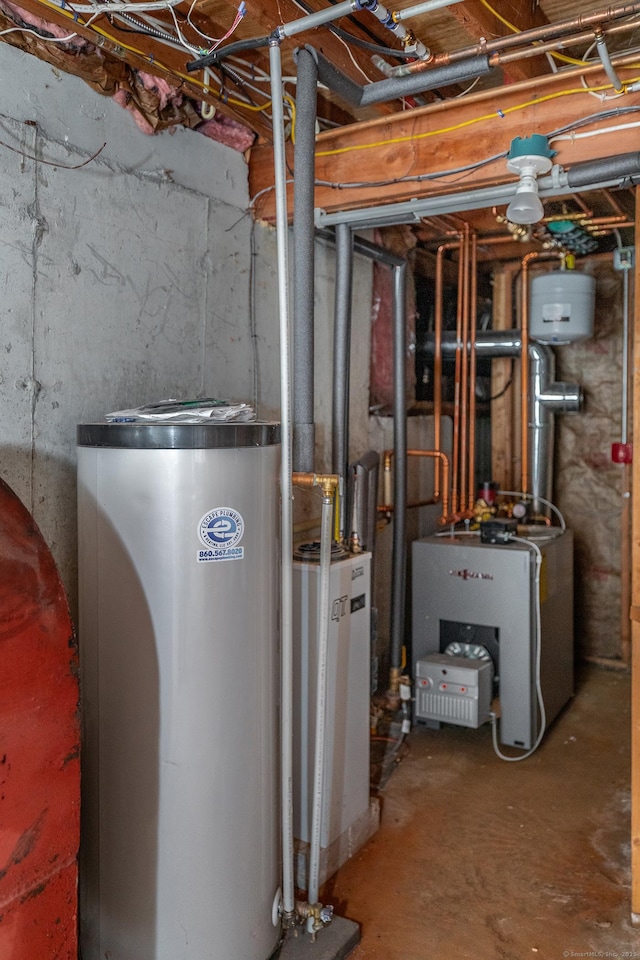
[530,343,582,512]
[423,331,582,509]
[292,46,318,472]
[332,223,354,539]
[299,45,491,107]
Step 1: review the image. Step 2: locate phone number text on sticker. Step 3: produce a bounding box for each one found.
[197,547,244,563]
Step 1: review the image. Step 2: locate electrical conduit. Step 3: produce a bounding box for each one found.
[268,38,296,924]
[307,489,335,913]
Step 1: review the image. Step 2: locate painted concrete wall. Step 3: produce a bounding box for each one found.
[0,43,439,681]
[0,43,255,614]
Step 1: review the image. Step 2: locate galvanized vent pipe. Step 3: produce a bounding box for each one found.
[427,331,583,509]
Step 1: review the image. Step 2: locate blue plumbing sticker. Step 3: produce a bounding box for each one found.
[197,507,245,562]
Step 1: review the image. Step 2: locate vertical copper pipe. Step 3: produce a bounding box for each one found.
[434,244,445,498]
[459,224,471,511]
[408,449,451,523]
[468,231,478,511]
[382,448,451,523]
[452,237,465,515]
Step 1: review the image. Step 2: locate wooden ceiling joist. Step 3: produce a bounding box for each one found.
[249,53,640,222]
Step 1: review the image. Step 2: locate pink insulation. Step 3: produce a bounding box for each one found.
[1,0,90,46]
[369,228,417,413]
[197,114,255,153]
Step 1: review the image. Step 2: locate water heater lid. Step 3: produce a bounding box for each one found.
[77,421,281,449]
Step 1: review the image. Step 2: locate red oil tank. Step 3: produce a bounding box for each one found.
[0,477,79,958]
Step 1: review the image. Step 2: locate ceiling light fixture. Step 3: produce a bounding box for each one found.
[506,135,555,225]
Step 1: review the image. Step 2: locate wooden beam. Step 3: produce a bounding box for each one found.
[447,0,550,81]
[3,0,276,138]
[631,186,640,922]
[249,54,640,221]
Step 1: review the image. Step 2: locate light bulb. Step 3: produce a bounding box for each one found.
[506,174,544,225]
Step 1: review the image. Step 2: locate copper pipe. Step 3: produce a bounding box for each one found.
[434,243,446,498]
[383,448,451,523]
[491,19,639,66]
[580,215,631,226]
[459,224,471,513]
[399,4,640,72]
[468,231,478,511]
[590,225,635,235]
[452,237,465,516]
[520,250,566,494]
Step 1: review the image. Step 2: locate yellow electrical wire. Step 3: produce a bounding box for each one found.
[478,0,596,68]
[284,93,297,143]
[31,0,274,113]
[315,74,640,158]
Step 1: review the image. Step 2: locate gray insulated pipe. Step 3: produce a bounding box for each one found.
[292,46,318,472]
[566,151,640,188]
[298,44,491,107]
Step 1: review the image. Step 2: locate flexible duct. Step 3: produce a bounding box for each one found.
[424,331,582,508]
[293,47,318,472]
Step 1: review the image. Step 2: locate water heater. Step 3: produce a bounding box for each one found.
[529,270,595,344]
[77,421,281,960]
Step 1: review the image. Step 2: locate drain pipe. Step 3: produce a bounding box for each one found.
[269,38,296,927]
[292,46,318,472]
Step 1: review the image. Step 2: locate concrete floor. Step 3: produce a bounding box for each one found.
[321,666,636,960]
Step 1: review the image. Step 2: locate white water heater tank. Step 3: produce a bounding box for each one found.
[529,270,595,344]
[77,421,281,960]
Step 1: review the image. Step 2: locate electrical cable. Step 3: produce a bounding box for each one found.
[290,0,418,60]
[490,536,546,761]
[313,74,640,158]
[488,358,514,400]
[307,105,640,191]
[497,490,566,531]
[478,0,606,68]
[250,102,640,206]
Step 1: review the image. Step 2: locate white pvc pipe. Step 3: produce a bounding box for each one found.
[307,493,334,908]
[280,0,355,38]
[269,39,296,920]
[394,0,464,18]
